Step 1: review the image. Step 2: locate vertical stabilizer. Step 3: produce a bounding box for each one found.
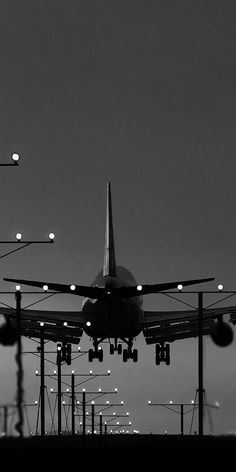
[103,182,117,277]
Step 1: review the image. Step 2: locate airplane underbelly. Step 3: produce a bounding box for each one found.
[82,298,142,338]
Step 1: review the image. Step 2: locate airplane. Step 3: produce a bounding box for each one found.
[0,182,236,365]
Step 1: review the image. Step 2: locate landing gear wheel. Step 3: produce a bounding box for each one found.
[98,349,103,362]
[123,349,128,362]
[133,349,138,362]
[117,344,122,355]
[88,349,94,362]
[110,344,115,355]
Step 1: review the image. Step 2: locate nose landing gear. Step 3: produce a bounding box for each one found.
[155,343,170,365]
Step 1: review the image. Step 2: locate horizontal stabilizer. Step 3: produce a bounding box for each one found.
[3,278,103,299]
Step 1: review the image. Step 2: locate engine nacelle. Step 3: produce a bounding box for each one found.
[210,320,234,347]
[0,320,17,346]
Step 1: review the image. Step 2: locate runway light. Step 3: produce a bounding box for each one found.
[78,346,81,351]
[12,153,20,163]
[53,370,57,375]
[121,401,124,405]
[191,400,195,404]
[70,284,76,291]
[126,412,129,416]
[35,370,39,375]
[72,370,74,374]
[40,322,44,327]
[106,401,109,405]
[218,284,224,291]
[137,285,142,291]
[86,321,91,327]
[48,232,55,241]
[177,284,183,291]
[98,388,102,392]
[107,370,111,375]
[129,422,132,425]
[16,233,22,241]
[77,401,80,405]
[63,322,68,327]
[34,401,38,405]
[90,370,93,375]
[43,285,48,292]
[16,285,21,291]
[62,401,65,405]
[148,401,151,404]
[50,388,54,392]
[169,401,173,404]
[114,388,118,392]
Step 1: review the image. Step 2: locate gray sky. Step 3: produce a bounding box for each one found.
[0,0,236,435]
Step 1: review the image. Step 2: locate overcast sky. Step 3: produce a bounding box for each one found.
[0,0,236,435]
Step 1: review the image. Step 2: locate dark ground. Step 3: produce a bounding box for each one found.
[0,434,234,466]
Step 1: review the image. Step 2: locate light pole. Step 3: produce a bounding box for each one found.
[0,153,20,166]
[0,233,55,261]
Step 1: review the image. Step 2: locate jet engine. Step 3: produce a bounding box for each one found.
[0,319,17,346]
[210,318,234,347]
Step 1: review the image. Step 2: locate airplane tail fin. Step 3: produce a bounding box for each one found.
[103,182,117,277]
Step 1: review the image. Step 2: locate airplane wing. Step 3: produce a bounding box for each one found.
[0,306,84,344]
[3,278,103,299]
[113,277,215,298]
[142,306,236,344]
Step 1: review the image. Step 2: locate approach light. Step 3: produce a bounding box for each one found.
[57,344,62,351]
[218,284,224,291]
[215,401,220,408]
[16,233,22,241]
[40,322,44,327]
[77,401,80,405]
[43,285,48,292]
[48,233,55,241]
[107,370,111,375]
[89,370,93,375]
[113,412,115,415]
[62,401,65,405]
[12,153,20,163]
[126,412,129,416]
[91,401,94,404]
[191,400,195,404]
[78,346,81,351]
[121,401,124,405]
[177,284,183,291]
[106,401,109,405]
[66,388,70,392]
[98,388,102,392]
[53,370,57,375]
[72,370,75,374]
[16,285,21,291]
[117,422,119,425]
[70,284,76,291]
[34,401,38,405]
[82,388,86,392]
[137,285,142,291]
[63,322,68,327]
[86,321,91,327]
[129,422,132,425]
[148,401,151,404]
[114,388,118,392]
[169,401,173,404]
[35,370,39,375]
[50,388,54,392]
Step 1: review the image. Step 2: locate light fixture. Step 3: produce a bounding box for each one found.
[12,153,20,163]
[218,284,223,291]
[137,285,142,291]
[177,284,183,291]
[16,233,22,241]
[48,233,55,241]
[86,321,91,327]
[43,285,48,292]
[16,284,21,291]
[70,284,76,291]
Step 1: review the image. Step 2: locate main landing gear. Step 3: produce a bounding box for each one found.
[155,343,170,365]
[110,338,138,362]
[88,339,103,362]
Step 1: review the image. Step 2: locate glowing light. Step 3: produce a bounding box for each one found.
[77,401,80,405]
[169,401,173,404]
[78,346,81,351]
[40,322,44,327]
[12,153,20,162]
[16,233,22,241]
[126,412,129,416]
[35,370,39,375]
[218,284,224,291]
[215,401,220,408]
[34,401,38,405]
[177,284,183,291]
[16,285,21,291]
[57,345,61,351]
[89,370,93,375]
[148,401,151,404]
[62,401,65,405]
[107,370,111,375]
[72,370,74,374]
[50,388,54,392]
[137,285,142,291]
[63,322,68,327]
[129,422,132,425]
[43,285,48,292]
[86,321,91,327]
[48,232,55,240]
[70,284,76,291]
[114,388,118,392]
[120,401,124,405]
[98,388,102,392]
[53,370,57,375]
[106,401,109,405]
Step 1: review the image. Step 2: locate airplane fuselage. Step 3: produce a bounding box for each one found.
[82,266,143,339]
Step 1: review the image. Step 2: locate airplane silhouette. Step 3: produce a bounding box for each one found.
[1,182,236,364]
